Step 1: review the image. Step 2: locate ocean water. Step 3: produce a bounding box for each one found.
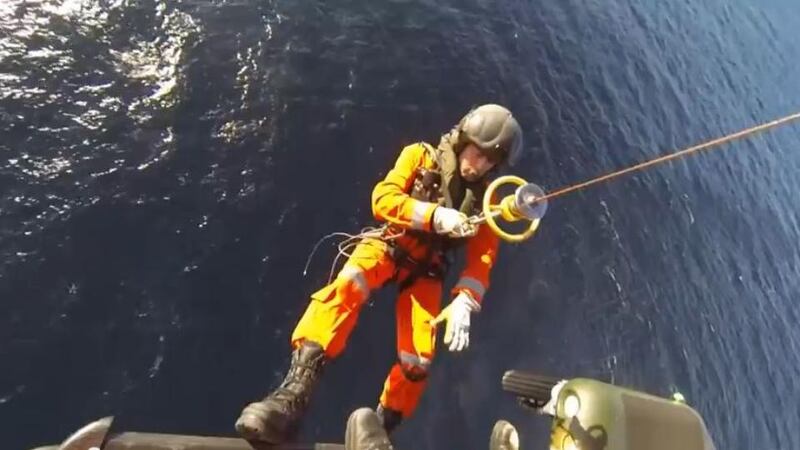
[2,1,799,449]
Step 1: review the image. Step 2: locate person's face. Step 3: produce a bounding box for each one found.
[459,143,497,182]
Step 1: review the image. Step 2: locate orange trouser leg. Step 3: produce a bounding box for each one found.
[379,275,442,418]
[292,239,396,359]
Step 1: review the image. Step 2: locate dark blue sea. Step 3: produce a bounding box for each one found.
[2,1,800,449]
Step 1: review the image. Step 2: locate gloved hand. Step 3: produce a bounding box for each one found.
[432,207,477,238]
[429,291,481,352]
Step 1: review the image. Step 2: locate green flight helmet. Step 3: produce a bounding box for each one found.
[458,104,524,166]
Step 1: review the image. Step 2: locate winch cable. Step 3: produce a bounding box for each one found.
[535,111,800,204]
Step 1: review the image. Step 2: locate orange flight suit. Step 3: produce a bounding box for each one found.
[291,142,499,418]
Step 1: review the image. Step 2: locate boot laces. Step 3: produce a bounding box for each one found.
[268,355,323,411]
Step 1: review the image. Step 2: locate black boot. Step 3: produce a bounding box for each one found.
[235,341,326,443]
[345,408,394,450]
[375,404,403,434]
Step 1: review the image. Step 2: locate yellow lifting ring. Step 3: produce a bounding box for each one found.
[482,175,543,243]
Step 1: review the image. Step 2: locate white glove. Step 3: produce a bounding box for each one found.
[432,207,477,238]
[429,291,481,352]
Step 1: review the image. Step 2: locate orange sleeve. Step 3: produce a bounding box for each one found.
[451,197,500,304]
[371,143,439,231]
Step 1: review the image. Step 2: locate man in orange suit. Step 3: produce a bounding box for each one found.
[236,104,524,444]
